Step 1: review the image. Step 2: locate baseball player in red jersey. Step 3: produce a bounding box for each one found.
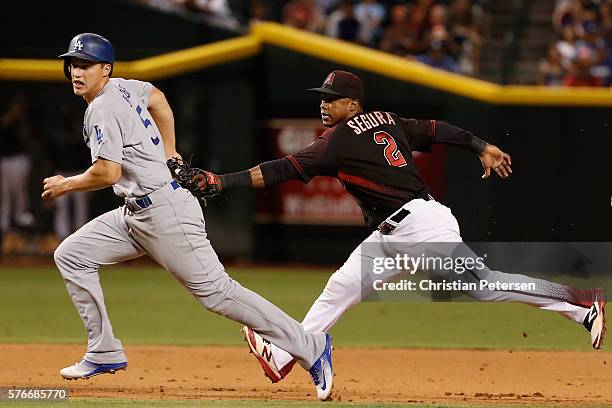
[194,70,606,384]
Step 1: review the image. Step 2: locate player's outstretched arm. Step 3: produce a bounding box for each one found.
[194,157,303,193]
[196,135,328,196]
[42,158,121,199]
[148,86,180,160]
[213,158,303,191]
[182,138,326,199]
[425,122,512,180]
[479,144,512,179]
[192,165,266,193]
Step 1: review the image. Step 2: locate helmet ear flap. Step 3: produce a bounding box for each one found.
[63,59,71,80]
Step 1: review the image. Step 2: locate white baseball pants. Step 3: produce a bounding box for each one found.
[272,198,591,369]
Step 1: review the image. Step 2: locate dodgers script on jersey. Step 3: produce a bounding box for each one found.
[83,78,172,198]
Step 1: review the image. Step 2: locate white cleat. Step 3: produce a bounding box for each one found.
[242,327,296,383]
[308,333,334,401]
[60,359,127,380]
[584,299,606,349]
[242,326,285,383]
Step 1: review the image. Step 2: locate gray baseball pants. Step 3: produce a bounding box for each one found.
[54,182,325,369]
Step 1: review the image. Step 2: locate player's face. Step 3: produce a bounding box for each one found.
[69,58,111,98]
[320,96,357,127]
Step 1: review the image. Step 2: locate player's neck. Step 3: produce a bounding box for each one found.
[346,109,362,121]
[83,77,110,104]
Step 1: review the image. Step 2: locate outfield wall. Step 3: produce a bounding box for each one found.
[2,7,610,262]
[249,46,611,262]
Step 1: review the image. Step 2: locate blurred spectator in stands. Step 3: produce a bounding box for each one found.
[584,19,612,85]
[408,0,436,54]
[142,0,188,13]
[592,45,612,85]
[557,25,579,69]
[379,4,416,56]
[283,0,326,33]
[553,0,585,34]
[354,0,386,46]
[326,0,361,42]
[429,3,448,36]
[185,0,240,28]
[599,0,612,86]
[582,1,600,28]
[427,5,461,57]
[0,92,34,234]
[319,0,340,15]
[579,20,601,52]
[50,105,91,240]
[415,38,460,72]
[448,0,482,74]
[563,45,603,86]
[249,0,275,24]
[601,0,612,43]
[538,44,565,85]
[448,0,482,39]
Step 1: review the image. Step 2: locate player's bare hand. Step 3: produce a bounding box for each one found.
[42,175,67,199]
[480,144,512,179]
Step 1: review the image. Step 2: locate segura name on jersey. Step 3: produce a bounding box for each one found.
[347,111,396,135]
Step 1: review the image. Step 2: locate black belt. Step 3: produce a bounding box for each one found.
[377,194,433,235]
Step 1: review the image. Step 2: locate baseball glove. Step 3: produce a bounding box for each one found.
[166,157,221,200]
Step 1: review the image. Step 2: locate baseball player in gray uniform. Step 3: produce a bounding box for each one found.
[42,33,333,401]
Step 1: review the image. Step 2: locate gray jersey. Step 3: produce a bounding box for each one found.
[83,78,172,198]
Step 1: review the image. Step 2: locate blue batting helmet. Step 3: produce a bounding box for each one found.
[59,33,115,79]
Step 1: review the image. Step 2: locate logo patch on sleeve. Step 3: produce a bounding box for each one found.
[94,125,104,144]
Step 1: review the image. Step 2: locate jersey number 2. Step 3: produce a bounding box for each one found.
[373,131,407,167]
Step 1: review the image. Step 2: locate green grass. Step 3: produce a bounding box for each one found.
[0,266,593,350]
[0,401,606,408]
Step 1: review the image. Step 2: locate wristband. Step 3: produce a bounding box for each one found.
[219,170,251,189]
[470,136,487,154]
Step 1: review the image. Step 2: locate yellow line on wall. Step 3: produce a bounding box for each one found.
[500,85,612,106]
[0,59,64,81]
[0,36,260,82]
[1,22,611,106]
[252,23,503,101]
[124,36,260,80]
[251,23,612,107]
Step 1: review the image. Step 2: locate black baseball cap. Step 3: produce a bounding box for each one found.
[307,70,365,103]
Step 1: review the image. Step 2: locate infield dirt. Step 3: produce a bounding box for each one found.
[1,344,610,406]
